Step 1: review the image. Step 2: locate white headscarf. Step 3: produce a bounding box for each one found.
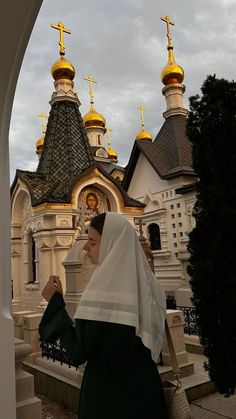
[74,212,166,362]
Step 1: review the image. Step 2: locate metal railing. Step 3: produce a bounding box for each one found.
[177,305,199,336]
[40,339,79,369]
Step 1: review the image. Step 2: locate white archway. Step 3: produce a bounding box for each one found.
[0,2,43,417]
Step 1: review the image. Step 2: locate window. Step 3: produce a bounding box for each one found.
[177,203,180,208]
[179,222,182,227]
[147,223,161,250]
[170,204,174,209]
[28,231,36,283]
[172,223,175,228]
[178,213,181,217]
[171,214,175,219]
[173,233,176,238]
[98,134,101,145]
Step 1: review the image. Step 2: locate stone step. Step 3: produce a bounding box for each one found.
[185,334,204,355]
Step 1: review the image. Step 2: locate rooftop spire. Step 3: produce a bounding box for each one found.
[38,112,48,136]
[107,127,112,147]
[106,127,118,161]
[51,21,71,56]
[83,74,106,131]
[160,15,184,86]
[136,105,152,141]
[161,15,174,49]
[83,74,97,105]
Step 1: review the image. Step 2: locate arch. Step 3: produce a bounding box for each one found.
[147,223,161,250]
[11,185,31,226]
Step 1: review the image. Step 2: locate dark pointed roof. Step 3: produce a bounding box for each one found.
[37,100,94,182]
[13,100,96,206]
[123,114,196,190]
[11,99,143,209]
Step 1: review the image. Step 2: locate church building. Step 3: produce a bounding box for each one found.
[10,21,144,312]
[11,17,197,312]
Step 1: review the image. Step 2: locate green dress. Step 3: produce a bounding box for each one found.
[39,292,169,419]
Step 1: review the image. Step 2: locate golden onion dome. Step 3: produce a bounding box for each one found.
[51,56,75,81]
[161,47,184,86]
[83,104,106,129]
[107,147,118,159]
[136,129,153,141]
[36,137,44,149]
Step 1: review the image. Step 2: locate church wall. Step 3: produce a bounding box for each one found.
[127,153,196,294]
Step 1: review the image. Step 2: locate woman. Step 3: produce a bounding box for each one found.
[39,212,168,419]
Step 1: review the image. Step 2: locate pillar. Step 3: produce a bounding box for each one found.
[0,2,43,417]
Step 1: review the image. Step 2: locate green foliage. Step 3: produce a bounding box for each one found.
[187,75,236,396]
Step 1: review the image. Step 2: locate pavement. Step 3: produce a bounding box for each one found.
[39,391,236,419]
[190,393,236,418]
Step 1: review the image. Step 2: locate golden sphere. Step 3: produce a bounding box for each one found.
[36,137,44,148]
[136,129,153,141]
[107,147,118,159]
[83,105,106,129]
[51,57,75,81]
[161,63,184,85]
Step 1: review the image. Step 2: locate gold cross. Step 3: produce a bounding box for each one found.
[51,21,71,56]
[161,15,174,48]
[107,127,112,146]
[38,112,48,135]
[84,74,97,104]
[137,105,146,130]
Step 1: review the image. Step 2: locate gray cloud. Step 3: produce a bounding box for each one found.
[9,0,236,179]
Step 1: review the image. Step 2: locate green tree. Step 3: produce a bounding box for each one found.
[187,75,236,396]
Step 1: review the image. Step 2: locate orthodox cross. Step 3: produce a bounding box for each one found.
[38,112,48,135]
[84,74,97,104]
[51,21,71,56]
[134,216,146,238]
[137,105,146,130]
[107,127,112,147]
[75,203,93,235]
[161,15,174,48]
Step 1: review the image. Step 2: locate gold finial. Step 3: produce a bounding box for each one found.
[84,74,97,105]
[38,112,48,135]
[137,104,146,131]
[51,21,71,56]
[136,105,153,141]
[107,127,112,146]
[161,16,174,49]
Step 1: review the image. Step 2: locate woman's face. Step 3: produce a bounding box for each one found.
[83,226,101,264]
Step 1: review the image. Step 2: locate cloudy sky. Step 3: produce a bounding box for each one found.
[9,0,236,181]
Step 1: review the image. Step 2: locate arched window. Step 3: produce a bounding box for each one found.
[98,134,101,145]
[148,223,161,250]
[28,231,36,283]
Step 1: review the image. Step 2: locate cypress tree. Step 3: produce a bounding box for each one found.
[187,74,236,396]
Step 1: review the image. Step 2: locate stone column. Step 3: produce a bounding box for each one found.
[0,2,43,417]
[15,338,42,418]
[11,226,23,310]
[63,235,95,317]
[161,309,188,366]
[13,310,35,339]
[23,313,43,361]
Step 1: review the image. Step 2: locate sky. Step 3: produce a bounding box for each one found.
[9,0,236,182]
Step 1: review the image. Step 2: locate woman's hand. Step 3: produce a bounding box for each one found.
[42,275,63,302]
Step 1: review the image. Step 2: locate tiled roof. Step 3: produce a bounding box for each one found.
[37,101,94,182]
[123,114,196,190]
[11,100,143,209]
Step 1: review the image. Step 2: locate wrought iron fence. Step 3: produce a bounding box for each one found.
[176,305,199,336]
[40,339,79,369]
